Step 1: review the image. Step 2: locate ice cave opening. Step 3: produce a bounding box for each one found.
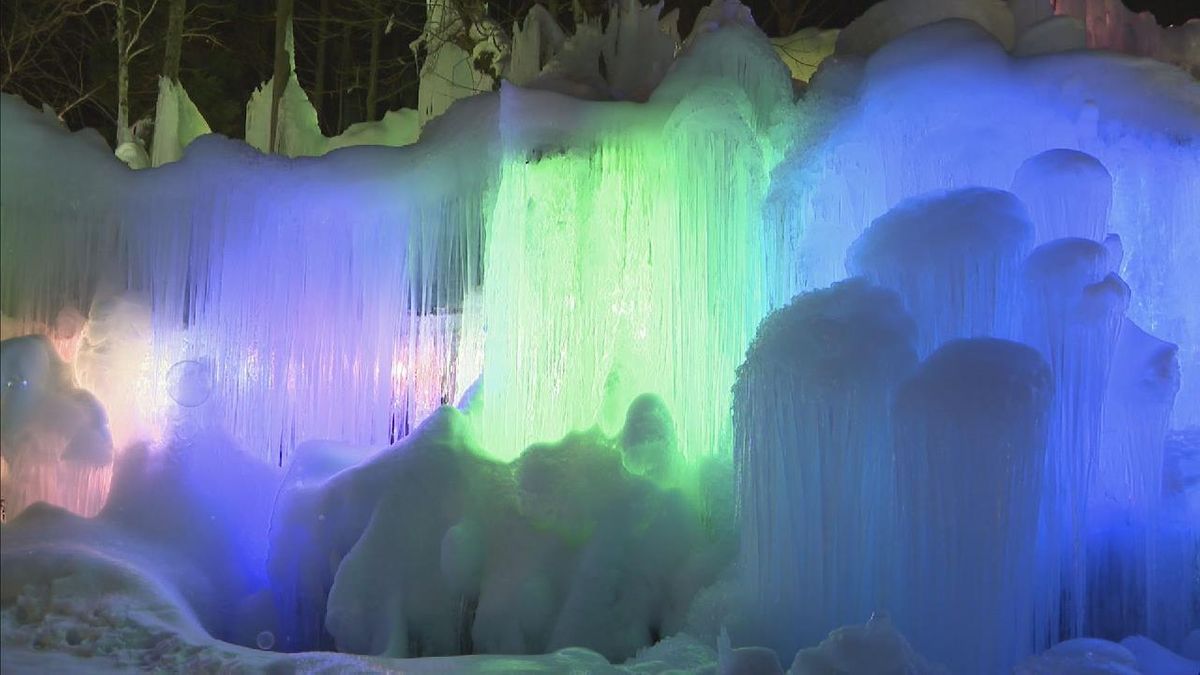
[1,0,1198,673]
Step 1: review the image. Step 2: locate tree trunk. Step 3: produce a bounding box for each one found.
[337,20,351,133]
[314,0,329,131]
[365,11,382,122]
[269,0,294,153]
[163,0,186,80]
[116,0,131,144]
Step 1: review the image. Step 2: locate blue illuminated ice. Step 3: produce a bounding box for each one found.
[734,279,916,657]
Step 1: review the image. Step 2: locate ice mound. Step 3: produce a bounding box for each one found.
[1,335,114,518]
[788,613,944,675]
[272,404,735,661]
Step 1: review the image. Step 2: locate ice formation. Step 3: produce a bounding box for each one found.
[734,279,916,656]
[892,338,1053,673]
[1,335,114,517]
[1048,0,1200,77]
[846,188,1032,358]
[1,0,1199,672]
[149,77,212,167]
[270,406,733,659]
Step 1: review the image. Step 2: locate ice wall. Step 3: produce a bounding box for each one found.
[1049,0,1200,77]
[0,8,1197,667]
[1,92,496,466]
[733,279,917,658]
[479,22,795,460]
[770,18,1200,426]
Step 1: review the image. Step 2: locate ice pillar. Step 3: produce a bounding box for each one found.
[1090,319,1181,640]
[846,187,1033,359]
[892,338,1053,673]
[734,279,917,660]
[1019,238,1127,641]
[1010,149,1112,245]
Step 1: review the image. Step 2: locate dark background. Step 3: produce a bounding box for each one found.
[2,0,1196,144]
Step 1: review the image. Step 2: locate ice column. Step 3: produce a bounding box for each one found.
[846,187,1034,358]
[1010,149,1112,245]
[1019,238,1127,641]
[1090,319,1181,640]
[892,338,1053,674]
[734,279,917,660]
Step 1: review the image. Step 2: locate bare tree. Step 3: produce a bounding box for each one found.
[366,5,382,121]
[113,0,161,144]
[0,1,112,125]
[162,0,186,80]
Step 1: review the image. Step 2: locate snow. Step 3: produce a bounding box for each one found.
[835,0,1016,56]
